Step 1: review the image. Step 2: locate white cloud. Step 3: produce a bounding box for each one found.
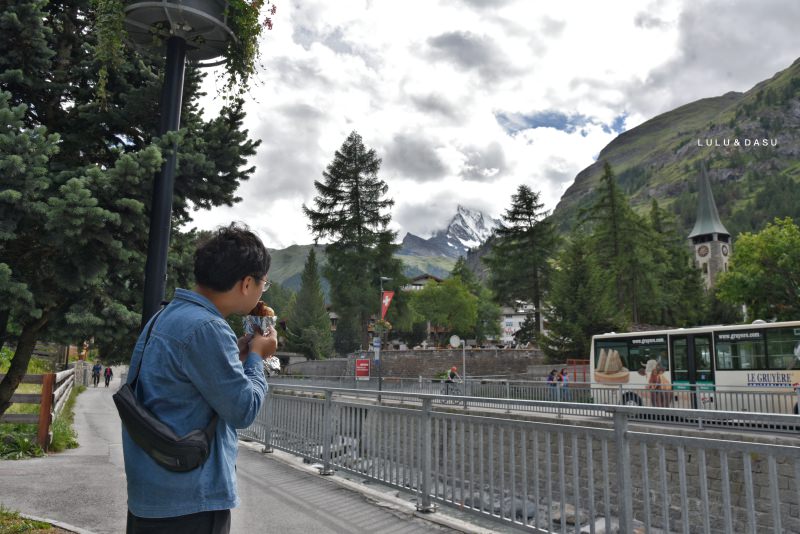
[191,0,800,249]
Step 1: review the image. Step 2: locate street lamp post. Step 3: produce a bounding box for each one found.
[141,36,187,325]
[124,1,235,326]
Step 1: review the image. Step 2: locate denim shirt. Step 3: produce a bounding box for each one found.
[122,288,267,518]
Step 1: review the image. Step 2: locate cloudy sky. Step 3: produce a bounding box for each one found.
[191,0,800,249]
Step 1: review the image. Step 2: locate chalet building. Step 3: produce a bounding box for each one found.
[688,166,732,290]
[402,274,443,291]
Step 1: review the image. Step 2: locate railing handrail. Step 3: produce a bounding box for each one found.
[266,382,800,425]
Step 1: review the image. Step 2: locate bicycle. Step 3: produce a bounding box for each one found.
[440,381,463,404]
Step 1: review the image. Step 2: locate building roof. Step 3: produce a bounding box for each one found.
[688,165,730,239]
[407,274,443,284]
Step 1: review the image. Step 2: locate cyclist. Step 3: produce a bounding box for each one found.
[444,366,461,395]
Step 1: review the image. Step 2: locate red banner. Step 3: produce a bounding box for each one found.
[381,291,394,320]
[355,359,370,380]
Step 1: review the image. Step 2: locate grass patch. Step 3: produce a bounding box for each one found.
[0,505,54,532]
[0,432,44,460]
[49,385,85,453]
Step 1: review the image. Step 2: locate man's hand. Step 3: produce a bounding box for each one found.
[238,327,278,362]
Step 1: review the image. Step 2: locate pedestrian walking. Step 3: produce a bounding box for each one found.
[103,366,113,387]
[92,362,102,387]
[121,223,277,534]
[559,368,571,401]
[546,369,558,400]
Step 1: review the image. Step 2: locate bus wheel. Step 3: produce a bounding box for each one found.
[622,393,642,407]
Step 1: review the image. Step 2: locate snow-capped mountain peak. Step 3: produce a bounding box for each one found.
[449,205,498,249]
[400,205,500,259]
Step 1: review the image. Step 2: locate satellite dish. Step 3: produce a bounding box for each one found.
[449,335,461,348]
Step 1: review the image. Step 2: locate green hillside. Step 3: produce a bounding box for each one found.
[551,57,800,237]
[268,244,456,293]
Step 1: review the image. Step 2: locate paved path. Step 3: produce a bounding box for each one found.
[0,373,492,534]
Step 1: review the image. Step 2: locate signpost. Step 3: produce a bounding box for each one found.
[355,359,370,381]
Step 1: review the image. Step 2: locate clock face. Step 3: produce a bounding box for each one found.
[722,244,729,256]
[698,245,710,257]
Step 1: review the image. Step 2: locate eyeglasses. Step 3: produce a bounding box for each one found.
[252,275,271,293]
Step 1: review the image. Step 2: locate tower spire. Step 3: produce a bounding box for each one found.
[688,162,731,290]
[688,164,729,239]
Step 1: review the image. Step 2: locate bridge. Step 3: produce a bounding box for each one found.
[3,373,799,533]
[248,379,800,533]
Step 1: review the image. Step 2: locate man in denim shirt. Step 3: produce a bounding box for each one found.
[123,224,277,534]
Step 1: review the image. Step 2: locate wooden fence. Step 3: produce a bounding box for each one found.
[0,368,76,450]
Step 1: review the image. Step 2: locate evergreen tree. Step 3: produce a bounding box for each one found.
[284,249,333,360]
[483,185,557,333]
[646,199,707,326]
[580,161,658,324]
[303,131,404,352]
[538,233,623,362]
[451,257,500,343]
[0,0,259,415]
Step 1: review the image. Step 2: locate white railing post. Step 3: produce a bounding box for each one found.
[613,410,633,532]
[319,389,334,475]
[262,387,274,453]
[417,397,436,512]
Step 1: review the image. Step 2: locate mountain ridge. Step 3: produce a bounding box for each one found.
[550,56,800,236]
[268,205,499,291]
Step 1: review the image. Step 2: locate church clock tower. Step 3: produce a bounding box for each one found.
[688,166,731,290]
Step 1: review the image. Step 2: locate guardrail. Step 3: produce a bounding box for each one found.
[268,376,800,433]
[243,384,800,533]
[0,368,76,450]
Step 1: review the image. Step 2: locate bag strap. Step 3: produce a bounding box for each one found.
[132,301,219,438]
[130,306,167,387]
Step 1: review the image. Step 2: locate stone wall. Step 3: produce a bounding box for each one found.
[284,348,548,379]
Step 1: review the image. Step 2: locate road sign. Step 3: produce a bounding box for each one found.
[449,335,461,348]
[355,359,370,380]
[373,337,381,349]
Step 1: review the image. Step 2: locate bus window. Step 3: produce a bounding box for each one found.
[628,336,668,372]
[766,327,800,370]
[715,331,766,370]
[595,341,628,371]
[672,338,689,382]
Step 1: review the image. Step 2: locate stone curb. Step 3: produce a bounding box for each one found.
[19,513,97,534]
[238,440,502,534]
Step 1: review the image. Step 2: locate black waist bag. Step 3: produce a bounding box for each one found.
[114,307,218,472]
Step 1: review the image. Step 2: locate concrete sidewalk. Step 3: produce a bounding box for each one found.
[0,373,504,534]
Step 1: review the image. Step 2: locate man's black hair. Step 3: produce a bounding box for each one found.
[194,223,271,292]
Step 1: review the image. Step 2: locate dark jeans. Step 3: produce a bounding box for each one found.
[126,510,231,534]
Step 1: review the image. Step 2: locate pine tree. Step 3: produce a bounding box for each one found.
[538,233,623,362]
[646,199,707,326]
[284,249,333,360]
[483,185,557,332]
[0,0,259,415]
[303,131,404,352]
[580,161,658,324]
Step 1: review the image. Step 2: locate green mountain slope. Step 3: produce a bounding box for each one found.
[268,244,455,293]
[551,57,800,237]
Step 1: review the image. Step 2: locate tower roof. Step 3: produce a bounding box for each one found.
[688,166,730,239]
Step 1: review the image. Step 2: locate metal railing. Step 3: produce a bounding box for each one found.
[267,376,800,433]
[242,384,800,533]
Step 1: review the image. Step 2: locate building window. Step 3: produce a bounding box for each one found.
[702,263,708,274]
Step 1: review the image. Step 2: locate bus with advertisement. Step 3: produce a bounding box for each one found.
[589,320,800,413]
